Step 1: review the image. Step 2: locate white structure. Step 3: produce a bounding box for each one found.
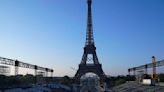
[142,79,152,85]
[0,65,10,75]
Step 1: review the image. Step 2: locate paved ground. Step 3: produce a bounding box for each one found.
[109,81,164,92]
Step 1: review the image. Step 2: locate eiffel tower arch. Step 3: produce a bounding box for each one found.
[74,0,106,84]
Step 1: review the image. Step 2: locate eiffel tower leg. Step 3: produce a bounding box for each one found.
[93,52,99,64]
[81,53,87,64]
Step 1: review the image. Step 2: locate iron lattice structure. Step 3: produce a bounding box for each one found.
[128,56,164,80]
[128,58,164,73]
[74,0,106,84]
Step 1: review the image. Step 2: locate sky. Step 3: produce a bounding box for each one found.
[0,0,164,77]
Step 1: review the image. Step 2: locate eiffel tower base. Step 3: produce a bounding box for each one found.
[74,64,106,84]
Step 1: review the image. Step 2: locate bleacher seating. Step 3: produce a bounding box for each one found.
[2,84,71,92]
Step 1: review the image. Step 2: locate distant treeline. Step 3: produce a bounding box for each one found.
[157,73,164,82]
[0,74,54,90]
[0,74,164,89]
[0,74,74,90]
[106,73,164,86]
[106,75,136,86]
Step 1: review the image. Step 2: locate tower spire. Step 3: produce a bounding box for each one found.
[80,0,99,64]
[86,0,94,46]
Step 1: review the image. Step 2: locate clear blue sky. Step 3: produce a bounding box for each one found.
[0,0,164,76]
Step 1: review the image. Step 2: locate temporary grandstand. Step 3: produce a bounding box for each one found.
[0,65,10,75]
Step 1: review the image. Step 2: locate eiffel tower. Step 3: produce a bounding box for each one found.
[74,0,106,83]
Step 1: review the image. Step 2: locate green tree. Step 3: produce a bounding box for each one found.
[60,75,70,85]
[115,79,126,86]
[158,73,164,82]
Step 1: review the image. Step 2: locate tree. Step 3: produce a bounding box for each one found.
[60,75,71,85]
[158,73,164,82]
[115,79,126,86]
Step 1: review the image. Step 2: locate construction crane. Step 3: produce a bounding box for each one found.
[70,67,77,71]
